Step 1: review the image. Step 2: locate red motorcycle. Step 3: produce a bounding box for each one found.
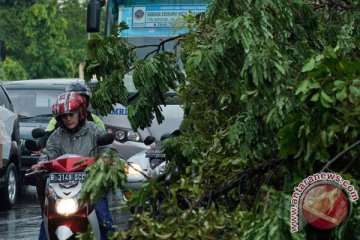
[25,129,113,240]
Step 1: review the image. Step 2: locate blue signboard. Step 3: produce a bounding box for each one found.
[119,5,207,37]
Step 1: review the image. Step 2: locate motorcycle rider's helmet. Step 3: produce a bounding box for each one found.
[65,82,92,105]
[52,92,87,128]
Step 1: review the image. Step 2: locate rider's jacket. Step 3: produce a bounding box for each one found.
[39,121,108,163]
[38,111,105,149]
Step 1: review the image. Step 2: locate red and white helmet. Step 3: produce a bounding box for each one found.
[52,92,87,124]
[65,82,92,99]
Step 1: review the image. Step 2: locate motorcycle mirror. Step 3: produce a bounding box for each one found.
[25,139,42,151]
[32,128,46,138]
[144,136,156,146]
[160,129,181,141]
[160,133,171,141]
[87,0,102,32]
[97,133,114,146]
[171,129,181,137]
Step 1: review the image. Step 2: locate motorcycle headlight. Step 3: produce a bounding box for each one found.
[55,198,78,216]
[125,163,142,176]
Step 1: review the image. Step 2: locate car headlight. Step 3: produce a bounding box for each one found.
[55,198,78,216]
[106,126,142,143]
[125,163,143,176]
[127,131,140,142]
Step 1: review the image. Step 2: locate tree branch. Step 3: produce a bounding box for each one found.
[132,44,160,49]
[328,0,350,10]
[310,0,351,11]
[201,158,289,205]
[320,139,360,172]
[137,34,186,59]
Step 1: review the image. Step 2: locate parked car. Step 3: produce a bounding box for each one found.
[0,81,21,209]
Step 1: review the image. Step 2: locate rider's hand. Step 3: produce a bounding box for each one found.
[149,142,156,149]
[103,156,113,165]
[31,163,43,172]
[102,155,117,166]
[32,150,42,156]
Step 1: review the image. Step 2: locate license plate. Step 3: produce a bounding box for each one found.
[49,172,86,183]
[145,149,166,158]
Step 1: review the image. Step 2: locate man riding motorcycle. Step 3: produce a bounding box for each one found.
[37,82,105,149]
[31,91,114,240]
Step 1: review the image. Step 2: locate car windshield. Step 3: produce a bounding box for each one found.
[6,89,62,118]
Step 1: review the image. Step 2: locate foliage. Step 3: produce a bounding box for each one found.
[84,24,135,115]
[129,52,185,129]
[281,46,360,163]
[0,0,88,79]
[0,3,30,63]
[81,150,127,204]
[83,0,360,239]
[84,23,185,129]
[59,0,88,68]
[0,57,28,81]
[20,2,75,78]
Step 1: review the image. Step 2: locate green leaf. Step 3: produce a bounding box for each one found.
[321,130,327,145]
[295,79,320,95]
[278,123,298,157]
[315,54,324,62]
[324,46,337,59]
[320,96,331,108]
[352,79,360,86]
[302,57,316,72]
[310,93,319,102]
[349,85,360,98]
[154,232,173,239]
[320,91,334,103]
[274,62,285,75]
[335,87,347,101]
[333,80,346,90]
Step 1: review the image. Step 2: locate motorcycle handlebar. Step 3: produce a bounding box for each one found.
[25,169,48,177]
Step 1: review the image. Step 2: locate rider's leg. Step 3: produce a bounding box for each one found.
[36,177,46,214]
[94,196,115,239]
[36,177,47,240]
[38,221,47,240]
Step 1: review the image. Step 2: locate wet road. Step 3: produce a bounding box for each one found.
[0,186,130,240]
[0,186,41,240]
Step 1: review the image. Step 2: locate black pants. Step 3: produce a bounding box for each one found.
[36,177,46,215]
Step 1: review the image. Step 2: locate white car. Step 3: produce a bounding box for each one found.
[103,101,183,159]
